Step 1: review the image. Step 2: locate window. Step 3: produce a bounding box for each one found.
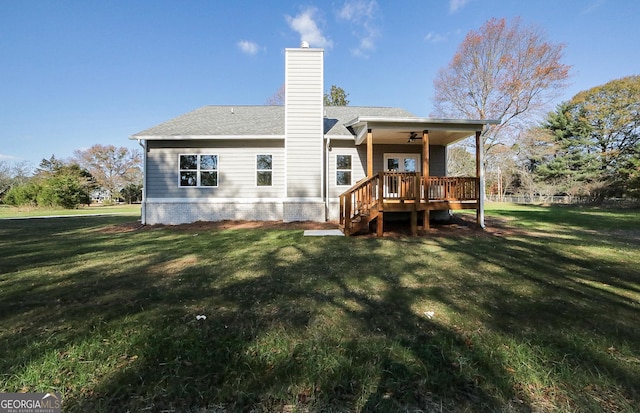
[336,154,352,186]
[256,154,272,186]
[179,154,218,187]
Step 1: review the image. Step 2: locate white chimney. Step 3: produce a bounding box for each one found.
[284,46,324,221]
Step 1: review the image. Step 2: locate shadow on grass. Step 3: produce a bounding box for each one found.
[1,211,639,412]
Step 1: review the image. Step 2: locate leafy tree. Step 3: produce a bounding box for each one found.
[623,156,640,198]
[267,84,350,107]
[35,155,64,176]
[36,170,91,208]
[4,181,40,207]
[73,144,142,200]
[5,158,93,208]
[121,183,142,204]
[534,103,601,196]
[324,85,349,106]
[0,160,32,202]
[568,75,640,194]
[432,17,570,154]
[536,76,640,198]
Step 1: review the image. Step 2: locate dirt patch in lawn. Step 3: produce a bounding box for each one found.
[102,214,520,238]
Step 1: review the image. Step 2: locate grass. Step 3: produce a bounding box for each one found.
[0,204,639,412]
[0,204,140,219]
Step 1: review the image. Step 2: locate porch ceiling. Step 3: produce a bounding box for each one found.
[345,116,501,146]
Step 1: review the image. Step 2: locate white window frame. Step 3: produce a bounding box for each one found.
[178,154,219,188]
[335,154,352,186]
[383,153,421,172]
[256,154,273,187]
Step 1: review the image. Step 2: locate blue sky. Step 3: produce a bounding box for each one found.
[1,0,638,169]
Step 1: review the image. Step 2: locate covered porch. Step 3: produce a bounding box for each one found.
[337,117,500,236]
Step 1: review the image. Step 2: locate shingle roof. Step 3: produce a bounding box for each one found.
[132,106,285,137]
[131,105,415,138]
[323,106,415,136]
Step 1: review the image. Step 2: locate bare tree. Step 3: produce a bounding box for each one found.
[265,84,285,105]
[446,145,476,177]
[433,17,571,154]
[73,144,141,200]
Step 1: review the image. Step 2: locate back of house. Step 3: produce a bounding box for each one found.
[131,42,498,234]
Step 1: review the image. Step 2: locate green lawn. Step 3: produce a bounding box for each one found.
[1,204,638,412]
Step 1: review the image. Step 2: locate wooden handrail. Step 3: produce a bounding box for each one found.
[339,174,479,232]
[426,176,477,201]
[339,174,380,231]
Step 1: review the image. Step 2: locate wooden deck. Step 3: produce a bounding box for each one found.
[339,172,479,236]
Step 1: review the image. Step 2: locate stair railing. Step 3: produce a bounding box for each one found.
[339,174,380,232]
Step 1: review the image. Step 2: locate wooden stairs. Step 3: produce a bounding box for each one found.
[339,205,380,236]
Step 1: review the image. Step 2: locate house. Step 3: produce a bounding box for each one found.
[131,43,499,236]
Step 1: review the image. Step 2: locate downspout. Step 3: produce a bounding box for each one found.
[325,136,331,221]
[475,130,485,229]
[137,138,147,225]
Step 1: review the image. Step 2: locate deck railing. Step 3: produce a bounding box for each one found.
[426,176,478,201]
[339,173,478,230]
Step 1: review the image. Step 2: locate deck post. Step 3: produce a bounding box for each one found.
[422,130,430,229]
[377,171,384,237]
[367,129,373,177]
[475,130,485,228]
[411,208,418,236]
[344,194,352,236]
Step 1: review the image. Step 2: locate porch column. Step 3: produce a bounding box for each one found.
[475,130,485,228]
[367,129,373,177]
[422,130,430,230]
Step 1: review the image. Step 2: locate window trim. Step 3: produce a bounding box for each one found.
[178,154,219,188]
[256,154,273,187]
[335,154,352,187]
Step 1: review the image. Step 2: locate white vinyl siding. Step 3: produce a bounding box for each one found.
[285,48,324,198]
[328,141,365,198]
[146,140,284,199]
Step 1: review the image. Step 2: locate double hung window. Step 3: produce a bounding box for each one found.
[336,155,352,186]
[256,154,273,186]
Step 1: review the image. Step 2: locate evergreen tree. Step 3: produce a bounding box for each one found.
[323,85,349,106]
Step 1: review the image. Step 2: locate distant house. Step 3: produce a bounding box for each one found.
[131,43,499,235]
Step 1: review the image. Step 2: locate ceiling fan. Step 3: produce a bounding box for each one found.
[407,132,418,143]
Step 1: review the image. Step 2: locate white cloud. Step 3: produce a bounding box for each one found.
[0,153,18,160]
[424,32,447,43]
[285,7,333,48]
[338,0,376,20]
[237,40,260,55]
[337,0,379,58]
[449,0,470,13]
[581,0,605,15]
